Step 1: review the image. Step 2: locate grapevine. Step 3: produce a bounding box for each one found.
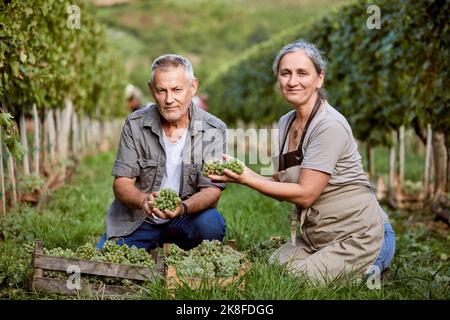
[0,111,24,159]
[0,0,128,120]
[204,0,449,148]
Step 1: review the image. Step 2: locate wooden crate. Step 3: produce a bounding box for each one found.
[163,240,249,290]
[30,240,164,297]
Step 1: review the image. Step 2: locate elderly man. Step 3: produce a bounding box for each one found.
[98,54,227,251]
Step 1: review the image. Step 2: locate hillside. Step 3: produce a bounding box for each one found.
[95,0,350,96]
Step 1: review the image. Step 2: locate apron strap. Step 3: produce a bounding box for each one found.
[279,96,322,159]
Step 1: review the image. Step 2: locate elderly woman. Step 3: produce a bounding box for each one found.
[209,40,396,283]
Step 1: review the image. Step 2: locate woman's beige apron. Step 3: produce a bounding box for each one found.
[270,101,385,283]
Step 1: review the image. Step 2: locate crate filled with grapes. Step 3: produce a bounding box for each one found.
[163,239,249,290]
[30,240,164,297]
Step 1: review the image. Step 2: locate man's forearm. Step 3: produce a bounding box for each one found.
[183,187,221,214]
[113,179,147,209]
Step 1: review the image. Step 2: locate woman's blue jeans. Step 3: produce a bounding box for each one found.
[373,222,396,272]
[97,208,226,251]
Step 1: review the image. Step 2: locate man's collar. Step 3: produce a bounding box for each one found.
[143,101,203,136]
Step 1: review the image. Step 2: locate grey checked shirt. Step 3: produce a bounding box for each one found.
[105,102,227,238]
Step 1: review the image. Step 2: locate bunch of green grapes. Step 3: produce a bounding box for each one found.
[43,240,155,270]
[191,240,245,277]
[176,256,209,278]
[153,188,181,212]
[166,240,246,278]
[100,240,130,264]
[214,252,244,277]
[75,242,100,261]
[124,246,155,269]
[246,237,286,261]
[203,160,224,176]
[224,159,245,175]
[165,244,188,266]
[24,242,36,256]
[43,247,76,259]
[203,159,244,176]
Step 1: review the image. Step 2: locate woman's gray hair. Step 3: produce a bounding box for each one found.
[272,39,328,99]
[150,54,195,85]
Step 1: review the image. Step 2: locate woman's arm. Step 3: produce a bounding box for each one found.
[209,158,330,208]
[246,168,329,207]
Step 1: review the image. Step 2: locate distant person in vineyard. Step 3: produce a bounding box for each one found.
[97,54,227,251]
[125,84,144,113]
[192,93,208,111]
[209,40,396,283]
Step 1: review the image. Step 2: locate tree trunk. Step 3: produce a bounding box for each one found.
[366,143,375,181]
[55,108,62,160]
[447,144,450,193]
[432,130,447,202]
[399,126,405,186]
[41,110,49,175]
[389,131,397,193]
[32,104,40,176]
[388,130,398,207]
[413,117,426,145]
[61,100,73,159]
[59,100,73,179]
[84,116,90,153]
[424,124,433,198]
[445,131,450,193]
[81,115,88,155]
[19,113,30,176]
[6,149,17,206]
[0,127,6,216]
[71,112,79,159]
[47,110,56,165]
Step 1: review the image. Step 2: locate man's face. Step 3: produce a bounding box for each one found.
[149,65,198,123]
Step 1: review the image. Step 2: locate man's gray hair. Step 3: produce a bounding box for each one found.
[150,54,195,85]
[273,39,328,99]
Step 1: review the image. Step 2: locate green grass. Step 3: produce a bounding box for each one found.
[0,151,448,299]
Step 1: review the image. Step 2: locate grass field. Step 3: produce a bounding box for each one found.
[0,151,448,299]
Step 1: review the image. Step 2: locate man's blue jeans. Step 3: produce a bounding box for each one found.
[97,208,226,251]
[373,222,396,272]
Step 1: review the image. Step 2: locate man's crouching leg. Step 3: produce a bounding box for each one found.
[96,222,163,252]
[166,208,226,250]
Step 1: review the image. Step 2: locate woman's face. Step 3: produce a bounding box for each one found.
[277,50,324,108]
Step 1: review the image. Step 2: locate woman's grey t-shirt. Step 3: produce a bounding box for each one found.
[277,100,389,223]
[279,101,370,189]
